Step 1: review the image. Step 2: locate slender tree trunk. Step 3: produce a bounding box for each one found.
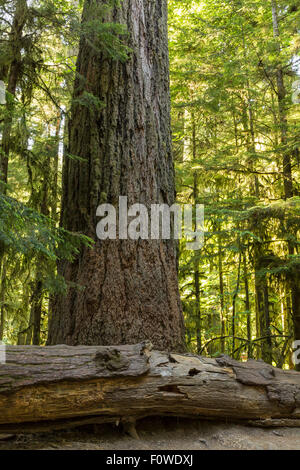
[0,0,27,189]
[0,256,7,341]
[30,164,50,345]
[271,0,293,200]
[291,270,300,371]
[241,28,259,197]
[263,281,272,364]
[17,288,30,345]
[218,234,226,353]
[242,94,269,362]
[243,252,252,358]
[48,0,185,351]
[31,280,43,346]
[0,0,27,272]
[255,274,263,339]
[232,251,241,357]
[240,89,267,362]
[255,263,272,364]
[286,292,295,369]
[51,112,62,224]
[194,267,201,354]
[271,0,300,369]
[27,129,51,345]
[191,113,201,354]
[25,308,34,345]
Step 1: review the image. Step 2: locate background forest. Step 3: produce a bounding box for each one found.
[0,0,299,368]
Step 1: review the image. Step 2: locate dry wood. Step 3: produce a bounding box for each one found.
[0,342,300,432]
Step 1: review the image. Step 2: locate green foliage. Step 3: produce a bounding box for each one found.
[0,193,93,274]
[170,0,300,367]
[0,0,299,367]
[73,91,105,112]
[0,0,127,345]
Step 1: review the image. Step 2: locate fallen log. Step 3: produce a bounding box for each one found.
[0,342,300,432]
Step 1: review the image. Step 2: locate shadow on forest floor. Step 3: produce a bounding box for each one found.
[0,417,300,450]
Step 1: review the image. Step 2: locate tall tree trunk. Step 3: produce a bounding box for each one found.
[25,308,34,345]
[232,251,241,357]
[271,0,300,369]
[256,275,272,364]
[242,94,269,362]
[194,266,201,354]
[240,90,267,362]
[218,233,226,353]
[31,280,43,346]
[291,273,300,371]
[0,0,27,271]
[26,128,51,346]
[48,0,185,351]
[0,0,27,189]
[17,287,30,345]
[191,113,201,354]
[255,261,272,364]
[51,112,62,224]
[243,253,252,358]
[271,0,293,200]
[263,281,272,365]
[0,256,7,341]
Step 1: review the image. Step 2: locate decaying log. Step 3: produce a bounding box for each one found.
[0,342,300,432]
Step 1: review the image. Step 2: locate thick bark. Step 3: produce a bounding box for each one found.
[0,343,300,432]
[48,0,185,351]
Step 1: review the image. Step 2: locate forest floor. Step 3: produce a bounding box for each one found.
[0,417,300,450]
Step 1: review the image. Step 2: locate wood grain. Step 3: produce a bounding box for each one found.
[0,343,299,432]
